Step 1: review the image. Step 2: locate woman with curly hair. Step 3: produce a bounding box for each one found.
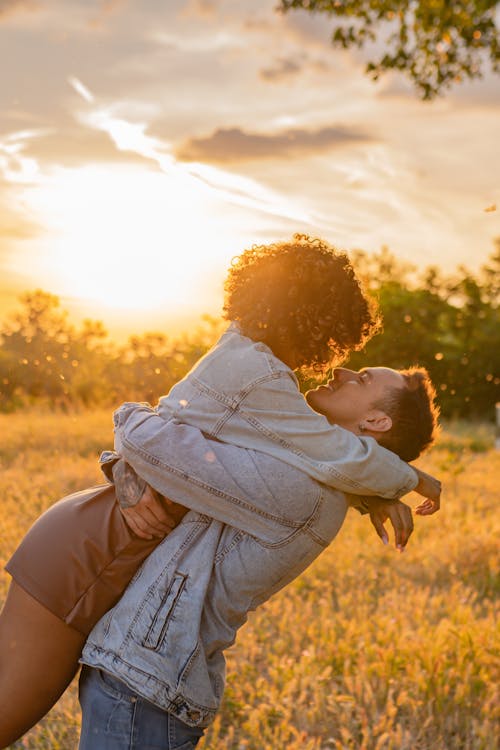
[0,235,440,748]
[223,234,378,370]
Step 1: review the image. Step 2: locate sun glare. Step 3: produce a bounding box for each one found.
[22,164,238,314]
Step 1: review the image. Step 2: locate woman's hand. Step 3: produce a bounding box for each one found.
[120,484,180,540]
[412,467,442,515]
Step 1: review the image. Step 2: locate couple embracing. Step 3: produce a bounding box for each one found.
[0,235,440,749]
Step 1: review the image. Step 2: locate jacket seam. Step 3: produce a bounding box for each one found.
[119,521,209,651]
[82,647,217,717]
[189,376,367,492]
[190,371,289,411]
[121,436,302,529]
[237,410,366,489]
[214,529,245,564]
[300,488,330,548]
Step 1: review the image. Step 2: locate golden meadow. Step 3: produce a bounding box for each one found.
[0,411,498,750]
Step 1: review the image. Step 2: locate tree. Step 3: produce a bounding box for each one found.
[279,0,500,99]
[0,290,111,408]
[342,246,500,419]
[107,316,224,406]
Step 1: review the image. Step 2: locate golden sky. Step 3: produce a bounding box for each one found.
[1,0,499,340]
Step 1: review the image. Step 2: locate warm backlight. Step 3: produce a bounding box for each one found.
[23,164,233,313]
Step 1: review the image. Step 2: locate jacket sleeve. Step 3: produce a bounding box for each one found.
[113,379,417,501]
[218,375,418,499]
[112,406,335,540]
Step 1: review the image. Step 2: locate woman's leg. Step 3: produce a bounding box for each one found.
[0,581,85,749]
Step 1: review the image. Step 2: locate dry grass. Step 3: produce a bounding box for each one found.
[0,411,498,750]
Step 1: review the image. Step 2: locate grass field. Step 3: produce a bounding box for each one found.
[0,410,498,749]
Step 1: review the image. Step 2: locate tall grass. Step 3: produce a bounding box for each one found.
[0,412,498,749]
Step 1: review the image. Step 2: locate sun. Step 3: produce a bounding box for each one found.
[23,163,241,315]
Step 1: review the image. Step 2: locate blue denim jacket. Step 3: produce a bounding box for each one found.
[82,435,349,727]
[111,324,416,499]
[81,325,417,726]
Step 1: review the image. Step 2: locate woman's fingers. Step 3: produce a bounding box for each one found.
[120,485,179,539]
[120,507,155,540]
[392,503,414,550]
[138,487,175,526]
[369,512,389,546]
[368,500,413,551]
[415,497,439,515]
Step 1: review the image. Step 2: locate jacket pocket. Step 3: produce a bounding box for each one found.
[142,571,188,650]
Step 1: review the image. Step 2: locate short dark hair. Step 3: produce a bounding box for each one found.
[223,234,380,369]
[374,368,440,461]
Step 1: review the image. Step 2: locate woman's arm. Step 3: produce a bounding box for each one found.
[113,384,418,501]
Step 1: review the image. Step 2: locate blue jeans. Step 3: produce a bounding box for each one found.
[78,666,205,749]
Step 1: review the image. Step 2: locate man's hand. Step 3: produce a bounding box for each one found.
[368,498,414,551]
[412,467,442,515]
[120,484,180,540]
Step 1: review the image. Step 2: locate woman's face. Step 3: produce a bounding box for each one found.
[305,367,406,434]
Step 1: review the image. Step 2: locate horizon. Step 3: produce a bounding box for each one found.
[1,0,499,340]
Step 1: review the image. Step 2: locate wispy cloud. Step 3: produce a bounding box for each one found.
[259,56,302,82]
[76,101,314,224]
[0,129,47,182]
[68,76,95,103]
[151,29,242,53]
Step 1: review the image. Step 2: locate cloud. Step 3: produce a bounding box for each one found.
[278,9,334,50]
[175,124,372,163]
[259,54,330,82]
[21,127,154,167]
[77,105,314,225]
[259,56,302,82]
[0,0,39,21]
[68,76,95,103]
[0,130,43,183]
[242,15,273,33]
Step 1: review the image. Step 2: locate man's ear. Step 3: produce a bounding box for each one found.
[359,411,392,434]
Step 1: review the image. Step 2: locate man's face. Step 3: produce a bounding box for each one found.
[305,367,406,434]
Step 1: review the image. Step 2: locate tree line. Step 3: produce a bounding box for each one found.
[0,245,498,419]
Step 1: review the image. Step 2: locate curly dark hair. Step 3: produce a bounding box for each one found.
[223,234,380,369]
[374,368,440,462]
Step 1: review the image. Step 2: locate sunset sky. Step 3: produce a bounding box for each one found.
[1,0,499,340]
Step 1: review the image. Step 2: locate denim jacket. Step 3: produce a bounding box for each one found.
[83,431,349,727]
[109,323,417,499]
[81,325,417,726]
[82,326,416,726]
